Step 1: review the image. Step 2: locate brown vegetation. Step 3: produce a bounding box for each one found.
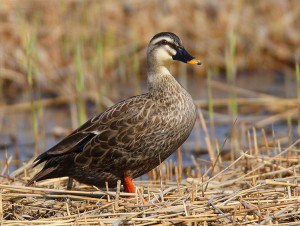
[1,0,300,224]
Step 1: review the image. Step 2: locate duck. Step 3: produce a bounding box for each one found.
[27,32,201,193]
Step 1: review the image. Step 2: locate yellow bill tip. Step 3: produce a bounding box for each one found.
[187,59,202,65]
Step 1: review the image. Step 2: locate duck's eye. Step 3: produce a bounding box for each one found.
[156,40,177,50]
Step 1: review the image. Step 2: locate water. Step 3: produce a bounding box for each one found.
[0,71,298,171]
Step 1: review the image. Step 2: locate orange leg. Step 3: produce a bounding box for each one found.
[123,175,135,193]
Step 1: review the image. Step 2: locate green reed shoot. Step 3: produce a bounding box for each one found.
[225,30,240,156]
[225,31,238,116]
[26,33,40,156]
[26,34,33,91]
[75,42,87,125]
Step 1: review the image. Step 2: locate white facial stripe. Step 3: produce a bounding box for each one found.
[151,36,175,46]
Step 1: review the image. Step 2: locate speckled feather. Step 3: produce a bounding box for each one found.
[28,32,198,188]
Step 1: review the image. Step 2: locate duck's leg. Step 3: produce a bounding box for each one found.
[67,177,73,190]
[123,175,135,193]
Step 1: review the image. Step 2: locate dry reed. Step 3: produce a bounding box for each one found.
[0,138,300,224]
[1,1,300,225]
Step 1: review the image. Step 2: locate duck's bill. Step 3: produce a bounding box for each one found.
[172,47,202,65]
[187,59,202,65]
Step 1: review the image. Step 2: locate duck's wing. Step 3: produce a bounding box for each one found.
[33,94,151,167]
[73,96,158,169]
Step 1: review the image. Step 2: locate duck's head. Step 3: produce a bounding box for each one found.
[147,32,202,67]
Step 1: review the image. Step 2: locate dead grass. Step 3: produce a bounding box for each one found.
[1,139,300,225]
[1,1,300,225]
[0,0,299,103]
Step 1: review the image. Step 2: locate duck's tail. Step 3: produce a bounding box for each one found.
[26,154,73,186]
[26,166,57,186]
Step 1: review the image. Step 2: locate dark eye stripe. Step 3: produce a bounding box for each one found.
[156,40,178,50]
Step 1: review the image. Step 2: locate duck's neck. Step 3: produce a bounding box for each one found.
[147,66,177,95]
[147,59,184,97]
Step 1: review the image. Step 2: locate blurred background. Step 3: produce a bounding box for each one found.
[0,0,300,172]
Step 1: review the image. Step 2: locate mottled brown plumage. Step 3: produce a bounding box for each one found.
[27,32,201,189]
